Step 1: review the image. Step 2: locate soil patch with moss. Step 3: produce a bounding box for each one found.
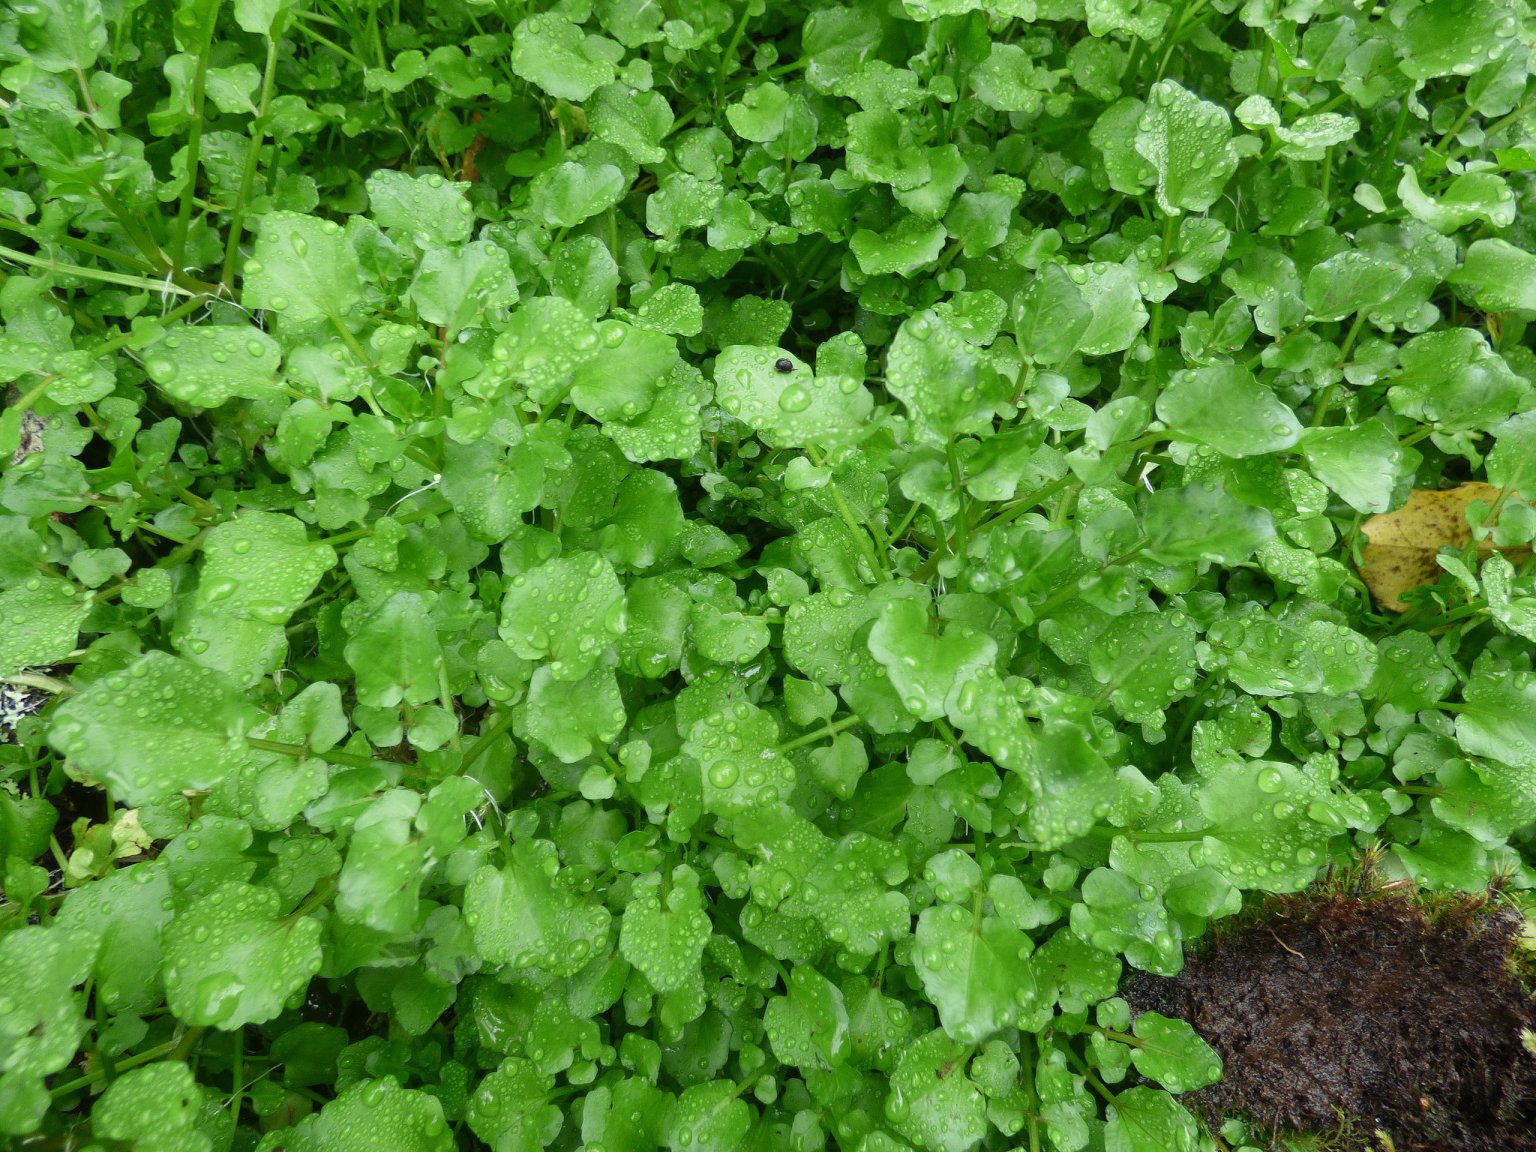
[1126,892,1536,1151]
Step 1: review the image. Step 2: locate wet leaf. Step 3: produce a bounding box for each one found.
[1360,483,1510,611]
[0,925,97,1136]
[620,865,711,994]
[47,652,258,805]
[1128,1012,1222,1094]
[162,880,323,1029]
[253,1076,452,1152]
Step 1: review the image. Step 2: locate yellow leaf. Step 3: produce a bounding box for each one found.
[1359,483,1511,612]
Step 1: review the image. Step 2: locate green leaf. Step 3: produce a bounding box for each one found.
[1387,328,1529,433]
[163,880,323,1028]
[1072,866,1183,975]
[254,1077,452,1152]
[2,0,105,72]
[92,1063,209,1152]
[1105,1086,1201,1152]
[1489,410,1536,500]
[464,841,612,977]
[971,42,1047,113]
[685,703,794,817]
[511,14,618,101]
[714,346,874,449]
[914,904,1044,1044]
[1155,365,1301,457]
[1205,612,1375,698]
[1015,264,1093,366]
[529,160,628,229]
[0,575,89,676]
[1456,671,1536,777]
[500,552,626,680]
[467,1058,561,1152]
[243,212,365,325]
[0,925,97,1136]
[1134,80,1239,215]
[345,591,445,708]
[522,662,626,763]
[620,865,711,994]
[1301,423,1415,514]
[142,323,283,407]
[336,803,427,936]
[765,964,850,1070]
[849,216,948,276]
[410,240,518,332]
[175,512,337,684]
[886,310,1012,442]
[1399,169,1516,234]
[492,296,601,405]
[663,1081,751,1152]
[55,863,174,1013]
[1398,0,1513,81]
[1447,238,1536,313]
[1302,250,1411,322]
[569,323,678,422]
[1075,261,1150,355]
[1192,761,1332,891]
[1088,611,1198,724]
[605,361,709,463]
[48,652,258,805]
[1143,478,1275,565]
[886,1029,989,1152]
[1128,1012,1222,1094]
[590,83,674,164]
[868,598,997,723]
[366,169,473,246]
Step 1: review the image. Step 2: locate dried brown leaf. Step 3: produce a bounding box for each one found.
[1359,482,1513,612]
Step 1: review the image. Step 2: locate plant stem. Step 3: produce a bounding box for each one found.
[173,0,223,271]
[460,709,517,777]
[245,736,395,772]
[222,30,281,291]
[0,245,198,296]
[776,714,861,755]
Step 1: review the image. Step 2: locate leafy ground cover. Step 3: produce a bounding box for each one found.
[3,0,1536,1149]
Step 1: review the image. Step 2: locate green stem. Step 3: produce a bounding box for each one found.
[1119,828,1206,843]
[1094,1026,1144,1048]
[91,298,210,356]
[460,709,517,777]
[1380,91,1415,181]
[283,874,338,924]
[1,672,74,695]
[776,714,861,755]
[319,498,448,546]
[245,736,394,772]
[0,244,198,296]
[173,1,222,271]
[808,448,889,581]
[222,32,281,289]
[714,0,754,92]
[229,1029,245,1127]
[0,218,155,272]
[1101,536,1149,571]
[50,1028,207,1099]
[946,441,970,558]
[1062,1044,1117,1106]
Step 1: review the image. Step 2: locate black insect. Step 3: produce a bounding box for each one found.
[774,357,793,373]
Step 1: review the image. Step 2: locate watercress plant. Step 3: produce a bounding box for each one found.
[2,0,1535,1150]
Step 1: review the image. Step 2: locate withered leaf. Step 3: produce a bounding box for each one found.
[1360,482,1517,612]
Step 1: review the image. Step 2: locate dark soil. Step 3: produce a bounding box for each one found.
[1125,892,1536,1152]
